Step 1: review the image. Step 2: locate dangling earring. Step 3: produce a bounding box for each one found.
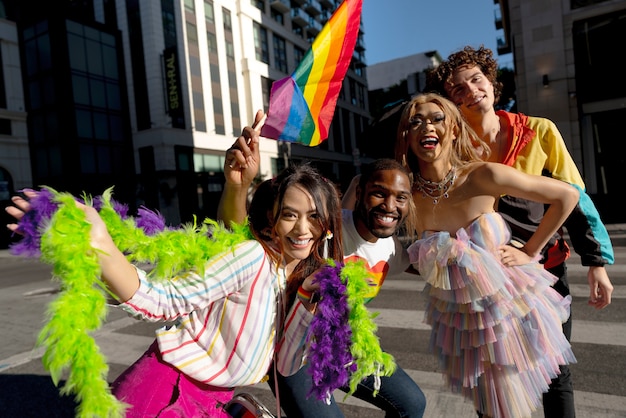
[322,230,333,259]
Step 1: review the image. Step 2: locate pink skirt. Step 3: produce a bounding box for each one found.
[111,340,234,417]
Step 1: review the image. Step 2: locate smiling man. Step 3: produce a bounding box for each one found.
[218,116,426,417]
[342,159,414,302]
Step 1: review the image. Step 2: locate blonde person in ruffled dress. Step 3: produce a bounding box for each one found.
[394,92,579,418]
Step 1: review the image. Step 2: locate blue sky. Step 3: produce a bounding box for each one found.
[361,0,514,69]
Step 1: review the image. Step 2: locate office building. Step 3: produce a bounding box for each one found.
[495,0,626,222]
[4,0,369,227]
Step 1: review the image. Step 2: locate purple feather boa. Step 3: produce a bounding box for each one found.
[10,188,57,257]
[9,189,170,258]
[307,263,355,401]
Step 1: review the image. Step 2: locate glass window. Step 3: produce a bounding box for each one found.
[68,33,87,71]
[207,31,217,53]
[97,145,112,173]
[225,40,234,59]
[195,120,207,132]
[76,109,93,138]
[49,145,63,176]
[189,55,202,76]
[34,148,49,177]
[213,96,223,114]
[186,21,198,43]
[73,75,90,105]
[45,111,58,140]
[193,153,205,171]
[102,45,118,79]
[106,81,121,110]
[294,45,304,68]
[273,34,287,73]
[42,76,55,106]
[261,76,272,110]
[0,119,12,135]
[94,112,109,140]
[357,83,365,108]
[110,114,123,141]
[101,31,115,47]
[163,10,177,45]
[223,8,232,30]
[30,113,44,143]
[84,25,100,41]
[293,24,303,38]
[349,78,357,105]
[28,81,41,108]
[90,78,107,108]
[177,150,192,171]
[252,0,265,12]
[204,0,214,23]
[193,91,205,110]
[253,23,269,63]
[210,63,221,83]
[37,34,52,71]
[80,144,97,173]
[24,39,39,77]
[271,9,283,25]
[86,39,104,76]
[204,154,223,171]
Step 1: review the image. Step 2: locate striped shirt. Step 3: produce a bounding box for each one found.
[118,240,312,387]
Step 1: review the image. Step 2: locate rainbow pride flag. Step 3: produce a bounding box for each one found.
[260,0,362,146]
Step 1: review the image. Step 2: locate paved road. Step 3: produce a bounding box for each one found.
[1,228,625,417]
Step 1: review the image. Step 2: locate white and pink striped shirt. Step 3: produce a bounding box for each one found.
[118,240,312,387]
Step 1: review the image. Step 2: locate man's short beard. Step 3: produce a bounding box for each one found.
[356,201,399,239]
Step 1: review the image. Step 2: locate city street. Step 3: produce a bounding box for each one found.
[1,229,625,417]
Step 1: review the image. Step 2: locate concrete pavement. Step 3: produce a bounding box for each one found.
[1,224,625,417]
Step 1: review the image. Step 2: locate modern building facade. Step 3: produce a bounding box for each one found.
[4,0,369,229]
[495,0,626,222]
[0,5,30,248]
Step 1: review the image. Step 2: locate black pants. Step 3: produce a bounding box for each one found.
[542,262,575,418]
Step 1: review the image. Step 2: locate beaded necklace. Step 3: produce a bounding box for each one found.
[414,167,457,204]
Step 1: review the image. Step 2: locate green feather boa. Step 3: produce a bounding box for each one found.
[36,190,253,417]
[25,188,394,417]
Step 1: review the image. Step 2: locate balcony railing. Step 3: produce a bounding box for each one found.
[304,0,321,16]
[306,17,322,36]
[318,0,335,8]
[269,0,290,13]
[291,8,309,27]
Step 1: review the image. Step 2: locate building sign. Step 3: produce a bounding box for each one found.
[163,47,185,127]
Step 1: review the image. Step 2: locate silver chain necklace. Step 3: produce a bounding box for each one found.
[414,168,457,204]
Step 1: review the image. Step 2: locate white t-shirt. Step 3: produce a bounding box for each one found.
[341,209,410,302]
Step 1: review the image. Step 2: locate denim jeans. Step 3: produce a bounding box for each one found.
[268,360,426,418]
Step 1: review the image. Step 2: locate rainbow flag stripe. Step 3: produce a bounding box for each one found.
[260,0,362,146]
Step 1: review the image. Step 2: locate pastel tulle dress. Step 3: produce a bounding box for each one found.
[407,212,576,418]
